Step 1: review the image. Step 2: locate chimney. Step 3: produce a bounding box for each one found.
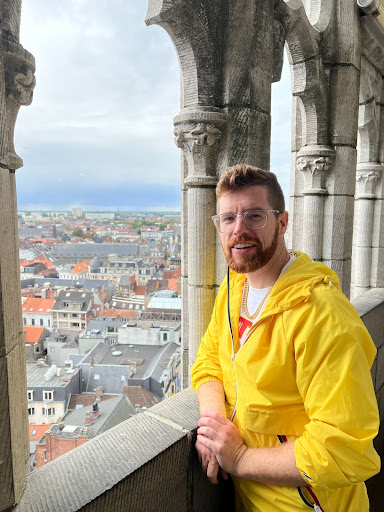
[90,359,94,367]
[85,411,93,425]
[92,402,100,420]
[95,385,103,402]
[59,422,64,430]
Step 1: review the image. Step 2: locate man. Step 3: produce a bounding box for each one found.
[191,164,380,511]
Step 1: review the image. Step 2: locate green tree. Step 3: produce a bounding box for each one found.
[72,228,84,237]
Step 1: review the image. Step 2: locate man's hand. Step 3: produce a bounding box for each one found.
[195,436,228,484]
[197,411,247,477]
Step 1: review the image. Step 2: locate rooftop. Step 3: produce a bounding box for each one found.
[23,326,46,344]
[22,297,55,314]
[26,362,80,388]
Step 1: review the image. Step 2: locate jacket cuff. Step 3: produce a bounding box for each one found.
[192,376,223,393]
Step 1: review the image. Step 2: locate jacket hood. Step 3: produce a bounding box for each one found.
[229,251,342,316]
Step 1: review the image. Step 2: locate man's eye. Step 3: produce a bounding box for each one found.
[248,212,262,220]
[222,215,236,224]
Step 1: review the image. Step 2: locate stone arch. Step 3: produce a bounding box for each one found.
[146,1,223,108]
[277,0,329,147]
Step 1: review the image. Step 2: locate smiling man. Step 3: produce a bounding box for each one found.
[191,164,380,512]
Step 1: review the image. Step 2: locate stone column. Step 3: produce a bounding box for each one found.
[296,146,335,260]
[352,163,382,297]
[146,0,276,384]
[351,58,383,298]
[0,2,35,509]
[323,0,362,296]
[174,109,227,386]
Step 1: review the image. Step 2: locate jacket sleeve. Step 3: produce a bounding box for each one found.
[292,284,380,491]
[191,280,226,392]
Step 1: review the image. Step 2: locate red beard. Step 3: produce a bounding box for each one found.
[223,225,279,274]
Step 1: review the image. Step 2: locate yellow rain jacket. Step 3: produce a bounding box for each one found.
[191,252,380,511]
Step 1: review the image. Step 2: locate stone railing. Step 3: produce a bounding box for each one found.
[11,290,384,512]
[13,387,234,512]
[352,288,384,510]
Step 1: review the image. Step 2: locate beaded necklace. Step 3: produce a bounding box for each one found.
[242,280,271,320]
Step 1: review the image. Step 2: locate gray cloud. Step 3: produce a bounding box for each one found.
[16,1,291,211]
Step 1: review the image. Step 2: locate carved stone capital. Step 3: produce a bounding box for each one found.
[0,39,36,170]
[355,162,383,199]
[296,145,335,194]
[174,109,227,187]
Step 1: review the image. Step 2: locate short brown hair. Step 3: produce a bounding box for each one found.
[216,164,285,212]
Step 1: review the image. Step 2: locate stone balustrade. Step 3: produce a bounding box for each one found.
[13,387,234,512]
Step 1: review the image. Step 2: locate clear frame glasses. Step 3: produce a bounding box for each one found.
[211,209,281,233]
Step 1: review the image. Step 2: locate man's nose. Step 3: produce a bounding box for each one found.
[232,214,248,235]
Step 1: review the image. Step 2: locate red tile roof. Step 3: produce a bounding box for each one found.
[167,279,178,291]
[70,260,91,274]
[123,386,161,408]
[163,267,181,280]
[20,257,55,269]
[29,424,53,441]
[23,326,46,344]
[22,297,55,314]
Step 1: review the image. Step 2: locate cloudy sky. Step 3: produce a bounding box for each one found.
[16,0,291,212]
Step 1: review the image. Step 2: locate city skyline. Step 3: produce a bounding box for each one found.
[15,1,291,212]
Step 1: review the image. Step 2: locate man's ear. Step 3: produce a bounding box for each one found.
[279,211,288,236]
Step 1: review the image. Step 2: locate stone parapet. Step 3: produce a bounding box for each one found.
[13,388,234,512]
[352,288,384,510]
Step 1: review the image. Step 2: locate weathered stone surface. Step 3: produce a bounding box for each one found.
[219,107,271,171]
[326,146,357,196]
[0,4,35,508]
[0,168,29,511]
[332,0,361,68]
[187,285,217,367]
[323,194,354,260]
[186,187,217,286]
[329,65,361,146]
[361,16,384,76]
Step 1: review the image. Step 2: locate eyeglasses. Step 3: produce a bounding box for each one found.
[211,209,281,233]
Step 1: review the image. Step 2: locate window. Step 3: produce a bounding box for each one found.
[48,319,51,327]
[43,390,53,401]
[43,450,47,462]
[71,313,78,318]
[31,319,35,326]
[32,429,37,436]
[40,319,44,326]
[71,322,80,328]
[42,407,55,416]
[59,322,68,327]
[162,332,168,342]
[33,344,40,354]
[27,390,33,401]
[23,317,26,325]
[28,407,35,415]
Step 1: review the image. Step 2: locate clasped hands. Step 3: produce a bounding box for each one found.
[196,410,247,484]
